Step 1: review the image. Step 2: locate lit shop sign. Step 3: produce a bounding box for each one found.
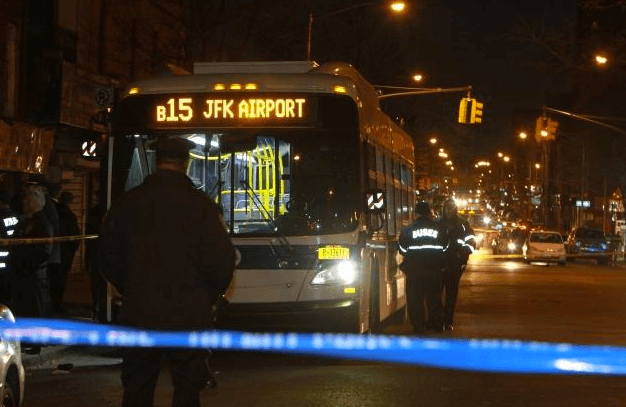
[153,96,308,126]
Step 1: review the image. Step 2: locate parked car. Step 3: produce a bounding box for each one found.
[522,230,566,265]
[566,226,610,265]
[0,304,25,406]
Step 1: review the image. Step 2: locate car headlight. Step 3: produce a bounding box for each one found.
[602,243,608,250]
[312,260,358,285]
[575,240,581,247]
[507,242,516,251]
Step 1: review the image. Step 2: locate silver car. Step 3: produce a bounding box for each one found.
[0,304,25,406]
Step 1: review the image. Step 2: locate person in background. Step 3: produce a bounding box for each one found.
[50,189,80,313]
[397,201,448,333]
[11,185,53,321]
[99,137,236,407]
[0,189,18,305]
[36,181,61,313]
[440,198,476,331]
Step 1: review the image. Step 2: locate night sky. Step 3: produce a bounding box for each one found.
[199,0,580,172]
[380,0,577,162]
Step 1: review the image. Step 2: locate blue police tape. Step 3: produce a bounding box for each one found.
[2,317,626,375]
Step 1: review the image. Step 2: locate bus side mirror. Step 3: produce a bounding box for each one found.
[363,189,386,214]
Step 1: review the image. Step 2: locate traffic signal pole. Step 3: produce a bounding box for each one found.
[377,85,473,100]
[543,107,626,135]
[540,106,626,231]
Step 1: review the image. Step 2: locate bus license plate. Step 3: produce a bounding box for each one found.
[318,246,350,260]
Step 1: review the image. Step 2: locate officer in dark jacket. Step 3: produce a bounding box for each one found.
[398,201,448,333]
[98,136,236,407]
[0,190,18,304]
[440,198,476,331]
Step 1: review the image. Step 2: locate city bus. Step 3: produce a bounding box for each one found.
[107,61,415,333]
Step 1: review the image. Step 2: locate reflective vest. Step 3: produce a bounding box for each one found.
[398,217,447,273]
[0,209,18,271]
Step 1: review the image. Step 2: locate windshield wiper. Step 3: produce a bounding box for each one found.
[239,180,293,256]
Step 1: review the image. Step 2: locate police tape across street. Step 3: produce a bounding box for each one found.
[2,234,625,376]
[2,317,626,375]
[0,234,98,246]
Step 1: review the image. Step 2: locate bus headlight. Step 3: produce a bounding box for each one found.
[312,260,357,285]
[507,242,516,251]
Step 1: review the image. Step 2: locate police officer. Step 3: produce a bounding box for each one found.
[398,201,448,333]
[0,190,18,304]
[98,136,236,407]
[440,198,476,331]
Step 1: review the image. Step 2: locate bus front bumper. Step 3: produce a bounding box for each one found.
[215,299,359,332]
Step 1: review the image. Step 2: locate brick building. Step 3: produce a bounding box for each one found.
[0,0,188,276]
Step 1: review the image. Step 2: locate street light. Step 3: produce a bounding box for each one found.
[519,132,527,140]
[429,137,437,145]
[595,54,608,66]
[412,73,424,83]
[307,1,406,60]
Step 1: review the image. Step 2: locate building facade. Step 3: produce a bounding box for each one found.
[0,0,188,277]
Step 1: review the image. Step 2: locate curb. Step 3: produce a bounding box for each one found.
[22,345,80,369]
[22,345,122,370]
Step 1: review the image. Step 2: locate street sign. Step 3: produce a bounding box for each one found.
[95,87,114,107]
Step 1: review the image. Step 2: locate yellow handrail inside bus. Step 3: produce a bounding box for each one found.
[209,141,286,218]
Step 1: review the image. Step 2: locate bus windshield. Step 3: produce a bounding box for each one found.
[116,129,360,236]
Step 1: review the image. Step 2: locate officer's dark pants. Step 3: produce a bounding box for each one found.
[122,348,210,407]
[406,271,443,332]
[443,264,465,327]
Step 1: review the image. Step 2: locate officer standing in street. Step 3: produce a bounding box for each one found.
[98,136,236,407]
[440,198,476,331]
[397,201,448,333]
[0,190,18,304]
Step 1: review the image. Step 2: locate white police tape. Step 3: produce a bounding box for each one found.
[2,318,626,375]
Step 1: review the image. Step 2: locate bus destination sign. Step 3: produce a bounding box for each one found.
[151,95,309,127]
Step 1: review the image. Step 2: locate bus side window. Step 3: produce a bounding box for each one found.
[400,163,410,225]
[385,152,395,237]
[394,160,402,232]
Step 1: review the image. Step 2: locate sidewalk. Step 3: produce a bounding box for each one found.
[22,345,122,370]
[21,272,100,370]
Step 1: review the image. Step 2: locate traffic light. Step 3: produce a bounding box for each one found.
[470,100,483,123]
[458,98,483,124]
[547,118,558,139]
[458,98,470,123]
[535,116,558,141]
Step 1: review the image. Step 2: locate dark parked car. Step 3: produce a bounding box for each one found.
[566,226,611,265]
[492,227,527,257]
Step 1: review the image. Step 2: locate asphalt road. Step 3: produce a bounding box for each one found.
[21,254,626,406]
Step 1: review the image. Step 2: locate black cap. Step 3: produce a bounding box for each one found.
[415,201,430,216]
[148,137,196,161]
